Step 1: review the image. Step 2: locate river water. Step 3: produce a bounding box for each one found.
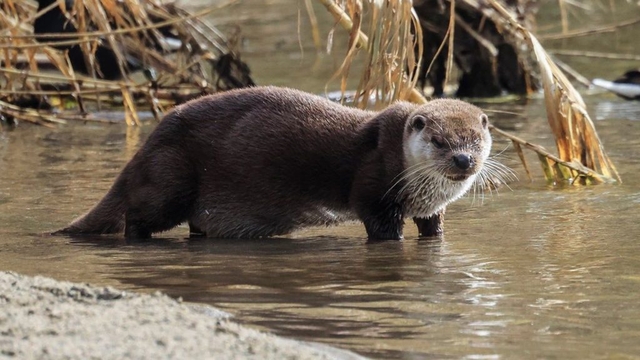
[1,1,640,359]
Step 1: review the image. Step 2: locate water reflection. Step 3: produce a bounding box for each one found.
[35,180,639,358]
[2,102,640,357]
[592,99,640,122]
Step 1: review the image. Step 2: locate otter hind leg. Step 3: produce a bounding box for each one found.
[124,191,196,239]
[124,210,152,239]
[188,221,206,238]
[123,154,198,239]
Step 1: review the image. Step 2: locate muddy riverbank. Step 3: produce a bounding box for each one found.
[0,271,364,360]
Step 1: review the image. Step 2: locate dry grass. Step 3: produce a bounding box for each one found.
[0,0,247,125]
[317,0,426,107]
[316,0,620,184]
[318,0,620,184]
[484,0,620,184]
[2,0,622,185]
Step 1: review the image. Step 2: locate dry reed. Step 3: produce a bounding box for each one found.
[317,0,426,106]
[316,0,620,184]
[0,0,250,125]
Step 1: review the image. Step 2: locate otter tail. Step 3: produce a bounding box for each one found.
[53,177,127,235]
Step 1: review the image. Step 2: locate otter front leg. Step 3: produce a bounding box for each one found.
[359,202,405,241]
[413,209,445,237]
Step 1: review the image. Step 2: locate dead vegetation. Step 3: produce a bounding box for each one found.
[316,0,621,184]
[0,0,253,126]
[0,0,624,185]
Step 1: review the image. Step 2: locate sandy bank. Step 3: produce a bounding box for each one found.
[0,271,365,360]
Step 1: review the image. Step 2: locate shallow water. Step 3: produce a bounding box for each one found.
[2,1,640,359]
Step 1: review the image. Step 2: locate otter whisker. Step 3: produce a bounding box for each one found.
[485,159,518,177]
[445,138,454,150]
[425,125,441,134]
[470,172,482,206]
[425,124,454,148]
[492,142,513,158]
[475,170,494,197]
[392,168,430,201]
[430,121,445,133]
[469,176,477,205]
[383,162,433,200]
[394,165,437,201]
[483,170,517,189]
[396,164,441,202]
[425,124,453,149]
[483,166,512,182]
[472,158,517,196]
[483,160,519,185]
[415,165,448,199]
[471,171,488,205]
[386,161,432,191]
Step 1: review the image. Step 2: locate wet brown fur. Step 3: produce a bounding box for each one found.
[55,86,489,240]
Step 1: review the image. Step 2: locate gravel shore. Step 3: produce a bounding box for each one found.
[0,271,365,360]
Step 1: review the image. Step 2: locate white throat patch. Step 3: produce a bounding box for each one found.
[400,131,476,218]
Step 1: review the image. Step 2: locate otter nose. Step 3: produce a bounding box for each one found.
[453,153,472,170]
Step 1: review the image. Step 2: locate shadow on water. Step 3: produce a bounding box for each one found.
[62,232,445,288]
[59,232,461,358]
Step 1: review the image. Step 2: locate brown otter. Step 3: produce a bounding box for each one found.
[55,86,493,240]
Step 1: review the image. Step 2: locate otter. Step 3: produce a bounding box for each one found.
[55,86,492,240]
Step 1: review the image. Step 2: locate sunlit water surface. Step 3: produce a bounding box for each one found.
[1,1,640,358]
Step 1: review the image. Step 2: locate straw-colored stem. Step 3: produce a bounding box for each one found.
[315,0,427,104]
[489,125,613,184]
[7,1,239,39]
[548,49,640,61]
[539,16,640,40]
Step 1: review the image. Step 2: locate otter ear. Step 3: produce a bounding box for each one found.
[410,115,426,131]
[480,114,489,129]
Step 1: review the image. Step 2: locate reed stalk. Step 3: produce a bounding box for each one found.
[315,0,620,184]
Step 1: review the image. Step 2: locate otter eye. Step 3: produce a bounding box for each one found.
[411,115,426,131]
[431,136,444,149]
[480,114,489,129]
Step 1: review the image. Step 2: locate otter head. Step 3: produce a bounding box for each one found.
[402,99,491,191]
